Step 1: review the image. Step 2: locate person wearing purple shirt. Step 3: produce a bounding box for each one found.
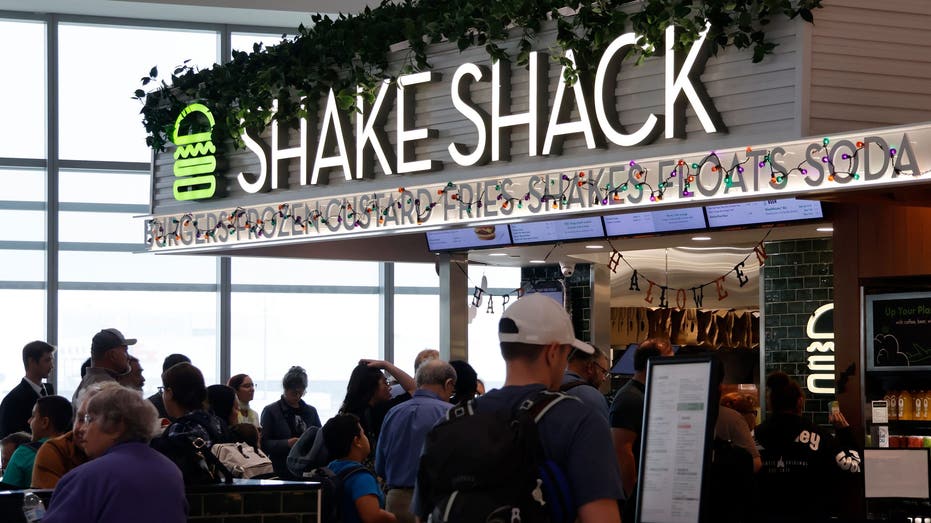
[44,386,187,523]
[375,359,456,523]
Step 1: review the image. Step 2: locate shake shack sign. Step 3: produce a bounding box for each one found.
[149,23,930,251]
[169,24,723,202]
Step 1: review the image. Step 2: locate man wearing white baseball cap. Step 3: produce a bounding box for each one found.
[413,293,622,523]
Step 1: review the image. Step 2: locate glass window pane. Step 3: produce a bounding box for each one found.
[231,32,290,55]
[394,262,439,287]
[0,210,44,241]
[60,171,150,205]
[466,266,520,390]
[58,24,218,162]
[232,257,379,286]
[58,290,217,399]
[230,292,379,424]
[0,169,45,201]
[59,251,216,284]
[59,211,145,244]
[0,250,44,281]
[393,294,440,374]
[0,20,44,159]
[0,290,45,399]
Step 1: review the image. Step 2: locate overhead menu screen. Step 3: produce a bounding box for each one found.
[426,225,512,251]
[509,216,605,244]
[705,198,823,228]
[604,208,707,237]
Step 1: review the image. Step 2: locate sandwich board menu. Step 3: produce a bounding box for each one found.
[636,357,718,523]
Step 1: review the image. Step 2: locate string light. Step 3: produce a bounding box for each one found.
[149,135,907,248]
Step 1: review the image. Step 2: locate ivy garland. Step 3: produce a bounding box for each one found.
[135,0,823,153]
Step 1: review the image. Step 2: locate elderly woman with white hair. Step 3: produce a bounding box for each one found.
[43,386,187,523]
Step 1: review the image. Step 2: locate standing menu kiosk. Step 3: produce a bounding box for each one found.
[636,357,719,523]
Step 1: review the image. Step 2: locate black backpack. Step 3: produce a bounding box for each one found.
[418,390,575,523]
[305,464,372,523]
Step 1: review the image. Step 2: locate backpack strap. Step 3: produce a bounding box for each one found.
[335,463,371,482]
[520,390,575,423]
[195,436,234,484]
[446,400,476,421]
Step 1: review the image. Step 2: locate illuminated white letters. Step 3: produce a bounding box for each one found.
[449,63,490,166]
[356,80,396,178]
[237,120,270,194]
[311,89,354,184]
[397,72,441,174]
[232,25,724,194]
[492,53,546,161]
[543,49,601,155]
[271,99,308,189]
[595,33,660,146]
[806,303,836,395]
[665,23,722,138]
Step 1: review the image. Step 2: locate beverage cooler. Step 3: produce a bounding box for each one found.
[863,291,931,519]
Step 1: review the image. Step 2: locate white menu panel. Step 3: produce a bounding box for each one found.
[706,198,823,228]
[864,449,930,499]
[604,208,706,236]
[509,217,604,244]
[638,360,712,523]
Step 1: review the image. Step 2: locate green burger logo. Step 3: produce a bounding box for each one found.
[172,103,217,201]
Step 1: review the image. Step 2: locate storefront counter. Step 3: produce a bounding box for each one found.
[0,479,321,522]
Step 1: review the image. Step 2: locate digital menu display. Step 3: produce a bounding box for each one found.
[425,225,512,251]
[603,207,707,237]
[509,216,605,244]
[705,198,823,228]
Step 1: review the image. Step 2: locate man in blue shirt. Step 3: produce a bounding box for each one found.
[561,345,611,421]
[376,359,455,523]
[413,294,623,523]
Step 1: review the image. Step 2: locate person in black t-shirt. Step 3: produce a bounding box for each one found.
[754,372,861,523]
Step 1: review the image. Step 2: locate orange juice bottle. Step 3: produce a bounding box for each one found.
[914,392,924,421]
[900,390,913,421]
[886,391,898,421]
[923,391,929,420]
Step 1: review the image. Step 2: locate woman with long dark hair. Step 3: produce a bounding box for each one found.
[339,360,415,459]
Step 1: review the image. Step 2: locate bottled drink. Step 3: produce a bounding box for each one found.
[900,390,913,421]
[886,391,898,421]
[22,491,45,523]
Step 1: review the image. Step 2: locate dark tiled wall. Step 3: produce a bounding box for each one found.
[187,486,319,523]
[522,263,592,342]
[762,238,834,425]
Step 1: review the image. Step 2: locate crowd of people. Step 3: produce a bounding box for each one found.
[0,295,861,523]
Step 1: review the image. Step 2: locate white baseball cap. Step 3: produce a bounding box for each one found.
[498,293,594,353]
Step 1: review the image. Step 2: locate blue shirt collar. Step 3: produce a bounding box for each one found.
[412,389,443,401]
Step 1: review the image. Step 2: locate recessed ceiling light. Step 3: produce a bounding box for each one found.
[529,259,547,264]
[585,245,604,249]
[816,227,833,232]
[691,236,712,241]
[488,253,508,256]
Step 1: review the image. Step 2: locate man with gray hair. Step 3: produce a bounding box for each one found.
[376,359,455,523]
[561,345,611,421]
